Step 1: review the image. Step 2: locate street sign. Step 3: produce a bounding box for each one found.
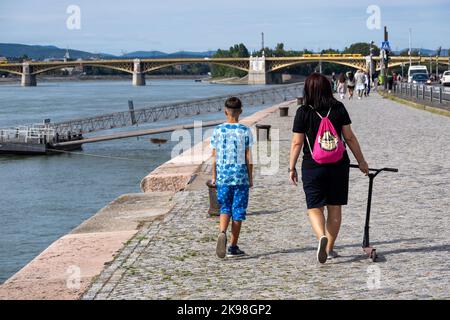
[381,41,391,51]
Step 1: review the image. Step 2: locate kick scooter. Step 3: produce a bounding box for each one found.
[350,164,398,262]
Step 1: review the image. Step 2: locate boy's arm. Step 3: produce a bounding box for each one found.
[211,148,216,185]
[245,147,254,188]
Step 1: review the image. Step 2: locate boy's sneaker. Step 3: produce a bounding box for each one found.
[226,246,246,258]
[216,232,227,259]
[317,235,328,264]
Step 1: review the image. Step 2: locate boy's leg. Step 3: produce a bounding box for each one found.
[229,185,249,247]
[216,185,233,258]
[230,221,242,246]
[219,214,231,233]
[216,185,233,233]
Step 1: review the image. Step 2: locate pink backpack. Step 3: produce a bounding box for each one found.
[305,106,346,164]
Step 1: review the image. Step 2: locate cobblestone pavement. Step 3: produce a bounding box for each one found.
[84,93,449,300]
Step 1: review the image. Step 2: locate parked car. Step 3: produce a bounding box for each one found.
[411,73,431,85]
[441,71,450,86]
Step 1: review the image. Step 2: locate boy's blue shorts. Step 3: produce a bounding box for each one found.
[216,185,249,221]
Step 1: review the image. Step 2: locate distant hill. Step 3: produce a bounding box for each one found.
[1,43,447,61]
[393,48,449,56]
[166,51,216,58]
[104,50,215,59]
[0,43,110,60]
[121,51,167,58]
[0,43,216,60]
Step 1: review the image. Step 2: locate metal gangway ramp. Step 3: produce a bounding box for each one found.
[51,82,304,137]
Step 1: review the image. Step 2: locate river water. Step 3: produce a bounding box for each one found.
[0,79,273,283]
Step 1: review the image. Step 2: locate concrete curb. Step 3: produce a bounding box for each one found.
[379,92,450,118]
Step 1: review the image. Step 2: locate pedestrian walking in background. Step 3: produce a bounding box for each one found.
[387,73,394,93]
[373,72,379,91]
[364,71,370,97]
[337,73,346,99]
[346,71,355,100]
[355,69,366,100]
[331,72,337,93]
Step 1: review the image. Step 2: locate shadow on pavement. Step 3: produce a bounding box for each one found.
[237,237,429,263]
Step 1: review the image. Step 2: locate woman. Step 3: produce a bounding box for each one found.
[355,69,366,99]
[337,73,346,99]
[346,71,355,100]
[289,73,369,264]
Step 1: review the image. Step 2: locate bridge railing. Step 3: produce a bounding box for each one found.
[50,82,304,136]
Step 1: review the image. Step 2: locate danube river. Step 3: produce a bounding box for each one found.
[0,79,272,283]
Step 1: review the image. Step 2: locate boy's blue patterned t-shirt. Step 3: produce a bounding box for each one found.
[210,123,253,186]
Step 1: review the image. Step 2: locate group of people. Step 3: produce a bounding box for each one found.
[331,70,373,100]
[211,73,368,264]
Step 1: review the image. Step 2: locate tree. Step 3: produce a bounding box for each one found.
[211,43,250,78]
[273,43,285,57]
[19,54,30,62]
[399,49,420,56]
[343,42,380,56]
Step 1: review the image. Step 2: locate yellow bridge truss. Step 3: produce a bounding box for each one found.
[0,56,448,76]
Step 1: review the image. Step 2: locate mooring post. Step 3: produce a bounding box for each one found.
[256,124,271,141]
[206,180,220,216]
[128,100,137,125]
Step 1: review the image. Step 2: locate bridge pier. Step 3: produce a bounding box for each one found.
[132,59,146,86]
[248,56,270,85]
[21,63,36,87]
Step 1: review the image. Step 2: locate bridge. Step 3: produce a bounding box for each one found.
[1,55,448,86]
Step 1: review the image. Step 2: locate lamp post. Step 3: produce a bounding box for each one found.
[369,41,374,86]
[436,46,441,79]
[408,28,412,67]
[383,26,389,90]
[429,54,433,77]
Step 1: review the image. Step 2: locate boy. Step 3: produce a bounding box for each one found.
[210,97,253,258]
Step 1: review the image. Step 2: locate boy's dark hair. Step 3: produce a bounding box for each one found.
[225,97,242,109]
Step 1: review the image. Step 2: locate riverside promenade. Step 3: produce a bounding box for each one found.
[83,93,449,300]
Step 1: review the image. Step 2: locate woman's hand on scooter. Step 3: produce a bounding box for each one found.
[358,160,369,175]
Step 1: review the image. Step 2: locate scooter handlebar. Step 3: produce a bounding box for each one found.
[349,164,398,173]
[382,167,399,172]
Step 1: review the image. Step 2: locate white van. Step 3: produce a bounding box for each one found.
[441,71,450,86]
[408,65,428,83]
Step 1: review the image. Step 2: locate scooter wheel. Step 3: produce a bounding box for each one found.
[371,249,377,262]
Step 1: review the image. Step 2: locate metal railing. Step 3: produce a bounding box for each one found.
[0,125,55,144]
[392,82,450,105]
[50,82,304,135]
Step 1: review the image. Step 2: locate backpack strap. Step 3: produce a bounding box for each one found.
[308,105,331,119]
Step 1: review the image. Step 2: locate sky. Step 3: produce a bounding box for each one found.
[0,0,449,54]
